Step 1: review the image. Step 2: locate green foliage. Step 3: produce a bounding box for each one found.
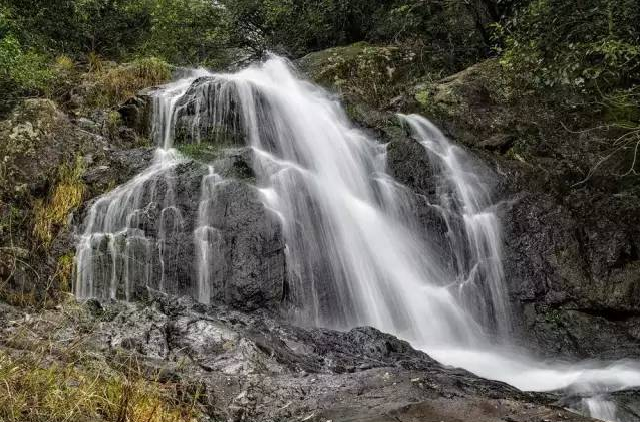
[223,0,380,56]
[0,8,56,111]
[498,0,640,96]
[223,0,509,72]
[5,0,151,58]
[3,0,231,67]
[368,1,494,69]
[140,0,231,66]
[0,35,53,92]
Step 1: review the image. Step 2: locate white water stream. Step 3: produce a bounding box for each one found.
[75,57,640,421]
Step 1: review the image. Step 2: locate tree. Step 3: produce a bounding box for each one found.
[139,0,231,66]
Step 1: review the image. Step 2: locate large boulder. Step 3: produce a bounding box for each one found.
[74,149,285,311]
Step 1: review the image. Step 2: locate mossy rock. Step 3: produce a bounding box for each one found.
[299,42,426,109]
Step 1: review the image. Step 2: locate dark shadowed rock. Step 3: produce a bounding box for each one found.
[119,91,153,137]
[75,151,285,311]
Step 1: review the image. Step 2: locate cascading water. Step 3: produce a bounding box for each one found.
[398,113,511,337]
[74,57,640,421]
[582,396,618,422]
[74,69,209,300]
[194,165,225,304]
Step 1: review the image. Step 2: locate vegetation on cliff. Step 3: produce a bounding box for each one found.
[0,1,639,420]
[0,0,637,304]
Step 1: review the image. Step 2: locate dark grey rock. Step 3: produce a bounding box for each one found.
[75,152,285,311]
[119,91,153,137]
[0,297,598,422]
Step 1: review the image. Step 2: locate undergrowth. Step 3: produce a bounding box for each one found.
[33,156,86,247]
[89,57,171,108]
[0,350,201,422]
[0,301,203,422]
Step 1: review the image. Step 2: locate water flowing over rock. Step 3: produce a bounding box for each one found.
[74,71,286,310]
[72,56,640,421]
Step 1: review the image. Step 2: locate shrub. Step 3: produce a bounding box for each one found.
[140,0,231,67]
[89,57,171,108]
[497,0,640,96]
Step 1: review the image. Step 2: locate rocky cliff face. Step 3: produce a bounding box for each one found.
[408,61,640,361]
[1,44,638,421]
[0,98,151,306]
[299,43,640,361]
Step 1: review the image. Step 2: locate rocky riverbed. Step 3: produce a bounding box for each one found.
[0,294,598,421]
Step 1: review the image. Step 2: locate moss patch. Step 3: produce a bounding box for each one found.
[177,143,224,163]
[300,42,429,108]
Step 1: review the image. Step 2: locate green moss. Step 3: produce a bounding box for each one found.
[415,87,429,107]
[177,143,223,162]
[544,309,563,325]
[302,42,424,108]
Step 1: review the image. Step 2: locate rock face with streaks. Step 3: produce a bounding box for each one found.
[73,149,286,311]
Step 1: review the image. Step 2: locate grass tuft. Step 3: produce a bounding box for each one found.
[90,57,171,108]
[33,156,86,247]
[0,350,202,422]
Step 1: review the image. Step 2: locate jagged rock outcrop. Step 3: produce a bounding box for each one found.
[0,98,150,305]
[0,295,598,422]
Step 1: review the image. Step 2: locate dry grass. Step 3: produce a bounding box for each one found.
[54,55,75,72]
[0,350,202,422]
[0,287,39,308]
[33,157,86,247]
[0,301,203,422]
[90,57,171,108]
[52,253,74,293]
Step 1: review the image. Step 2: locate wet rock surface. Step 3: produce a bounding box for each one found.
[0,296,596,422]
[75,152,285,310]
[415,61,640,360]
[300,47,640,361]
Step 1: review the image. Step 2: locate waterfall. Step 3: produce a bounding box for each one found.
[74,56,640,422]
[399,114,511,337]
[194,166,225,304]
[74,70,207,300]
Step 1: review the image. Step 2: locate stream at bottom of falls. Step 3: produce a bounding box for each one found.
[427,346,640,421]
[74,57,640,422]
